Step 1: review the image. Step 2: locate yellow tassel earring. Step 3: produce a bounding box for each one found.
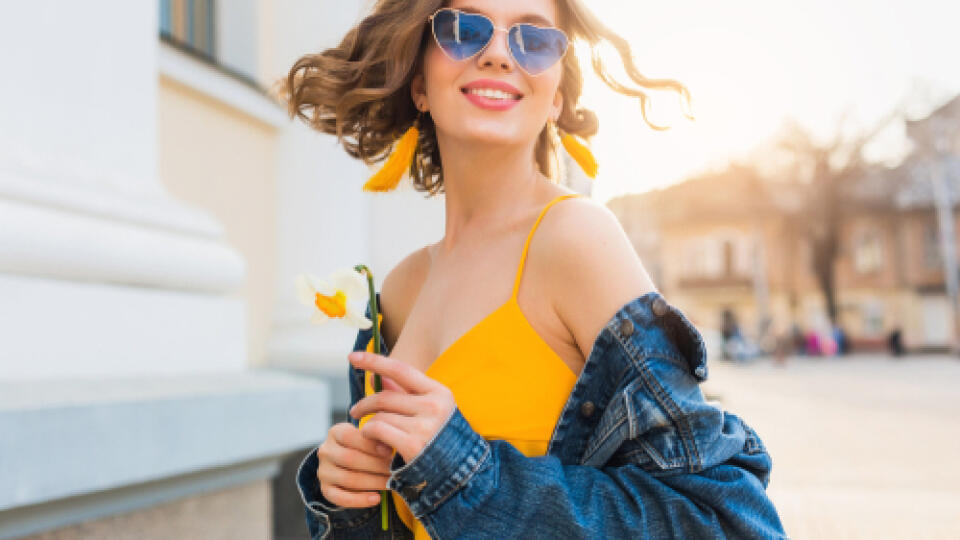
[362,112,422,192]
[556,121,598,179]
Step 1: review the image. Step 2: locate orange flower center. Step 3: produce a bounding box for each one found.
[315,290,347,318]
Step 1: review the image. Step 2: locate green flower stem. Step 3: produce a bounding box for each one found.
[354,264,389,531]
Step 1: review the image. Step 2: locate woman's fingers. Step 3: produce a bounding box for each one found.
[315,422,395,508]
[323,461,390,491]
[359,412,419,460]
[334,422,393,461]
[379,375,404,393]
[327,440,392,475]
[320,481,383,508]
[350,389,420,419]
[349,351,435,395]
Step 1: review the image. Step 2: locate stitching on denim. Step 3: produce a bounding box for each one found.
[428,439,491,512]
[582,410,626,463]
[665,303,709,380]
[578,357,637,463]
[638,438,676,469]
[609,323,703,471]
[578,349,637,463]
[634,353,703,473]
[739,417,766,454]
[582,388,626,455]
[390,408,490,517]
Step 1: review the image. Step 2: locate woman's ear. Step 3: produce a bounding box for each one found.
[551,88,563,120]
[410,72,428,112]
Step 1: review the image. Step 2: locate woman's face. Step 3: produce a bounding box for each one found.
[413,0,564,149]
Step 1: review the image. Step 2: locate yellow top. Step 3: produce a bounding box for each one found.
[360,193,583,538]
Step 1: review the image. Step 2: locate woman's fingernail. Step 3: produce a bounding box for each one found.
[377,444,391,456]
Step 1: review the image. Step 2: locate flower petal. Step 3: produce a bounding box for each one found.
[330,267,369,302]
[295,274,316,306]
[306,273,334,296]
[344,307,373,330]
[310,311,331,325]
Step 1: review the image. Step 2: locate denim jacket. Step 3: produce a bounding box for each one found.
[296,291,787,539]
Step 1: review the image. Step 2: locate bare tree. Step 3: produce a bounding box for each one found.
[767,109,900,324]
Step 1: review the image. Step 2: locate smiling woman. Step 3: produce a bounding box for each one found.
[280,0,785,539]
[279,0,692,196]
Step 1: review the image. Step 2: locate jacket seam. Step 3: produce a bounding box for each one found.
[616,326,703,472]
[637,353,703,472]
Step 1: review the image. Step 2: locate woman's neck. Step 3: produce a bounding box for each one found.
[435,135,544,253]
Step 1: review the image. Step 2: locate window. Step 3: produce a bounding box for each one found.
[861,299,884,336]
[159,0,216,58]
[853,230,883,274]
[159,0,259,83]
[924,222,942,269]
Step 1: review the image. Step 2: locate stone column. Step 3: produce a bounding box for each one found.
[0,2,328,538]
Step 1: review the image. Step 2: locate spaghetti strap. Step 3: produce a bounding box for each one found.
[510,193,583,299]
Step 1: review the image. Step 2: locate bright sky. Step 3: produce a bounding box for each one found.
[578,0,960,204]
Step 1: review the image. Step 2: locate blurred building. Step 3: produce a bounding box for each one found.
[608,94,960,354]
[0,1,435,539]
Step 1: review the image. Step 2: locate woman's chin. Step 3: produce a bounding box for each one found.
[453,126,528,148]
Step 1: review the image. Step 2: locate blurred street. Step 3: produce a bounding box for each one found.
[701,354,960,539]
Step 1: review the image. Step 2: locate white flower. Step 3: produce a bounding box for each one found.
[295,267,372,329]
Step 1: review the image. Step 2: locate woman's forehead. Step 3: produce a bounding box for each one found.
[446,0,559,27]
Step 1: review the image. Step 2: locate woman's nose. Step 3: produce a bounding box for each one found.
[475,28,515,73]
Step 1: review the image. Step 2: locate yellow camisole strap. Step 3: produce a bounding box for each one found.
[510,193,583,300]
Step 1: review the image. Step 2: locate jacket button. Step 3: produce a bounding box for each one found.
[652,297,669,317]
[618,319,634,337]
[580,400,596,418]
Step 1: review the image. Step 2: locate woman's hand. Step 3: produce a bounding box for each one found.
[347,350,457,464]
[316,421,395,508]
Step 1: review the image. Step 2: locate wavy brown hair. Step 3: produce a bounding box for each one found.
[274,0,692,197]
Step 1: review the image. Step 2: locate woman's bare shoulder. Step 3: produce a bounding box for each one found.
[379,243,433,349]
[535,195,657,357]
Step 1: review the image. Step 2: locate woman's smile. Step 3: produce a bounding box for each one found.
[460,78,524,111]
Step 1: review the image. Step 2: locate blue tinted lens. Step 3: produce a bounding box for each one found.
[509,24,568,74]
[432,9,493,61]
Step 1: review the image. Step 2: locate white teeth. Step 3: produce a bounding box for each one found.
[465,88,520,100]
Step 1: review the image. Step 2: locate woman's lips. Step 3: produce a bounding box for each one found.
[461,88,522,111]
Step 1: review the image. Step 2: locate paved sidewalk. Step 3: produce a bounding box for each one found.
[700,354,960,539]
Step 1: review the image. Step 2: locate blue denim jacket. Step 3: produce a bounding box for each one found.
[296,291,787,539]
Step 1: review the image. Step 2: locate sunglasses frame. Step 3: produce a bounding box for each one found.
[426,7,570,76]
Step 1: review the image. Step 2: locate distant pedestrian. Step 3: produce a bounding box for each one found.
[832,324,848,355]
[888,328,904,357]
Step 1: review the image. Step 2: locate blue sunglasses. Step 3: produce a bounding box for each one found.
[427,7,569,76]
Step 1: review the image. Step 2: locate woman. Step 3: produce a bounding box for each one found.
[285,0,787,538]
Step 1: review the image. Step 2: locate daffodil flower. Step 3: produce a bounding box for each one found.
[296,264,390,530]
[296,267,372,329]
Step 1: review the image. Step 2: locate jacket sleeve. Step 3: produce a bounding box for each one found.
[386,406,785,538]
[295,294,413,539]
[384,297,788,539]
